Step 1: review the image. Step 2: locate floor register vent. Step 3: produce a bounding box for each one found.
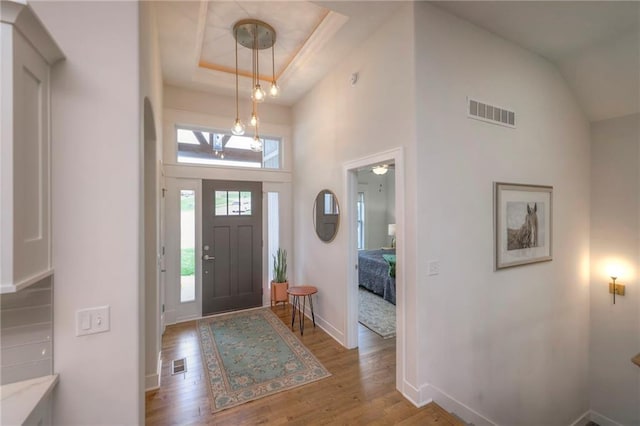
[468,97,516,128]
[172,358,187,375]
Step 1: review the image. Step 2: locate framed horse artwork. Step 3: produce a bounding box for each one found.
[494,182,553,270]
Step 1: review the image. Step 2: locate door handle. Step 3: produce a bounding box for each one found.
[203,254,215,261]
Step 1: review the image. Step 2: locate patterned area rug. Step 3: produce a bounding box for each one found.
[197,308,331,413]
[359,287,396,339]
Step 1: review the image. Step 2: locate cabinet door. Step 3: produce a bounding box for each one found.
[23,391,53,425]
[12,29,52,285]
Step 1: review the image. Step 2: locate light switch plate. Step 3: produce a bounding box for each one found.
[76,305,110,336]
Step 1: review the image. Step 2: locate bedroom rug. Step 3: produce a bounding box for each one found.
[197,308,331,413]
[358,287,396,339]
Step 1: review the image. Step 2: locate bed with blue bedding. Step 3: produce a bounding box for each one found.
[358,249,396,305]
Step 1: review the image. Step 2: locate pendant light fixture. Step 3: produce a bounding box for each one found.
[231,25,245,136]
[372,164,389,175]
[251,27,265,102]
[251,118,264,152]
[231,19,279,152]
[269,32,279,98]
[249,101,258,127]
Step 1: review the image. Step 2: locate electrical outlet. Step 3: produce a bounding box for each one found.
[428,260,441,276]
[76,305,110,336]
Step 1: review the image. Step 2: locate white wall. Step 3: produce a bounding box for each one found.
[292,2,419,389]
[386,170,396,228]
[414,3,591,424]
[558,30,640,122]
[30,1,142,424]
[164,84,291,127]
[590,113,640,425]
[357,169,395,249]
[140,1,164,392]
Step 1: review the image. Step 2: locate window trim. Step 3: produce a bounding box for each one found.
[175,124,283,171]
[357,192,365,250]
[214,190,254,217]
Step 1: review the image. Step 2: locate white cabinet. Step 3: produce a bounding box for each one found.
[0,374,58,425]
[1,2,64,293]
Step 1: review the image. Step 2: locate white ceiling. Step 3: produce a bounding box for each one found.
[156,1,639,121]
[198,2,329,80]
[430,1,640,122]
[155,1,402,106]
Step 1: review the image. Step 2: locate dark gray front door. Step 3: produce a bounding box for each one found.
[202,180,262,315]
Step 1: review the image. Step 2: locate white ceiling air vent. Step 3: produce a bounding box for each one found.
[468,98,516,128]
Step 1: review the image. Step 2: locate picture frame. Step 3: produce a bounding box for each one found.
[494,182,553,270]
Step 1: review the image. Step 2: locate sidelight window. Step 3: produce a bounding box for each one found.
[180,190,196,303]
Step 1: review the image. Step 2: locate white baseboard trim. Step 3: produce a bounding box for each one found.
[289,301,346,346]
[145,374,158,391]
[569,410,591,426]
[590,410,624,426]
[421,383,496,426]
[145,352,162,391]
[164,309,176,325]
[401,380,424,408]
[312,312,345,346]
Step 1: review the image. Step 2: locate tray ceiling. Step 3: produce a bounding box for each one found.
[158,1,389,105]
[198,2,329,81]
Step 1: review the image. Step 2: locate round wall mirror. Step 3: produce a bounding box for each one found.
[313,189,340,242]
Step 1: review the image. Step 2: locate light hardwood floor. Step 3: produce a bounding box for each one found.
[145,305,462,425]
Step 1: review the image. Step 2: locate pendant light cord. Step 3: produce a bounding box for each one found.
[234,27,239,119]
[254,24,259,137]
[252,24,257,91]
[253,24,260,86]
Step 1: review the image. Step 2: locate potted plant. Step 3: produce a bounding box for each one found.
[271,248,288,307]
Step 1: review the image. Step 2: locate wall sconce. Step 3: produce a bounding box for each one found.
[609,276,625,304]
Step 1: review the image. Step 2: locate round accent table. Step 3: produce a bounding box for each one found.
[287,286,317,335]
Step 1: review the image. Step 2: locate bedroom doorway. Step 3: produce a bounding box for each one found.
[356,166,397,340]
[344,147,404,390]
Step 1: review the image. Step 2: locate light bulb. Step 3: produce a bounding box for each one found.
[250,136,263,152]
[252,84,265,103]
[269,82,280,98]
[372,165,388,175]
[231,118,245,136]
[249,112,258,127]
[607,264,624,280]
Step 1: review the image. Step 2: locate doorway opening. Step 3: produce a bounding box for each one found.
[201,180,263,316]
[344,147,404,390]
[355,165,397,341]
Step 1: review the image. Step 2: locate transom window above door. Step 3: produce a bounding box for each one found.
[176,126,281,169]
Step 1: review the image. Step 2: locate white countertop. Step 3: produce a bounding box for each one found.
[0,374,58,425]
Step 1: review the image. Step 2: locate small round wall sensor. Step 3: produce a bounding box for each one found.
[350,72,359,86]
